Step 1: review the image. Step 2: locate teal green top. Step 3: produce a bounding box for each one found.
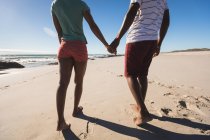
[51,0,90,43]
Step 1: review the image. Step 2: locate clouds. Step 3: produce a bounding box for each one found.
[43,27,57,38]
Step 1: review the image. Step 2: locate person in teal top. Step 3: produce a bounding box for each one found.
[51,0,115,131]
[51,0,89,43]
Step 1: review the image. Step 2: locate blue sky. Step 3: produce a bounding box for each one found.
[0,0,210,54]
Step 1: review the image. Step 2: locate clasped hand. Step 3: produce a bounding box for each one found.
[106,38,120,55]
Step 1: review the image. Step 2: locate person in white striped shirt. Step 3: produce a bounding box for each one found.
[110,0,170,126]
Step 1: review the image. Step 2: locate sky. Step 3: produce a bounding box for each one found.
[0,0,210,54]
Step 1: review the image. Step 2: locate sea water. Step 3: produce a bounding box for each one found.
[0,54,114,68]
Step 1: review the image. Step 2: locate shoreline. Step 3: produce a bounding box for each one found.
[0,54,124,69]
[1,50,210,70]
[2,50,210,70]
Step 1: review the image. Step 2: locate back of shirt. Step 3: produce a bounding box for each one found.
[51,0,90,42]
[127,0,168,43]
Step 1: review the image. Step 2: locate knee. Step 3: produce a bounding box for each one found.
[138,75,147,80]
[138,76,148,84]
[126,75,138,81]
[74,77,83,86]
[58,79,69,89]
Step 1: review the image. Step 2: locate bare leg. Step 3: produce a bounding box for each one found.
[138,76,148,102]
[72,60,87,117]
[126,76,152,125]
[56,58,74,131]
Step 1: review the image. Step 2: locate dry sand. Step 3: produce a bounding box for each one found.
[0,52,210,140]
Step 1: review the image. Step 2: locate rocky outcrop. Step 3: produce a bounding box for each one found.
[0,61,25,69]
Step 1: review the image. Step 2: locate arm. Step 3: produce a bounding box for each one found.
[158,9,170,48]
[110,3,140,49]
[52,13,63,44]
[154,9,170,57]
[83,10,109,48]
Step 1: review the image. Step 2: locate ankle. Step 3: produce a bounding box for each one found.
[58,117,65,123]
[73,106,78,111]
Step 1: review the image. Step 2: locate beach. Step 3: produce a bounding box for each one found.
[0,52,210,140]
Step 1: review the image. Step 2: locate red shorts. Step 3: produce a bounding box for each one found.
[58,40,88,62]
[124,40,157,77]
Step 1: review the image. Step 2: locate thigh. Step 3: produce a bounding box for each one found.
[140,44,156,76]
[74,61,87,84]
[125,43,145,77]
[58,58,74,85]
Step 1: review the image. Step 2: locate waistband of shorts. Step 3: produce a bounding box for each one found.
[61,39,86,45]
[126,40,157,46]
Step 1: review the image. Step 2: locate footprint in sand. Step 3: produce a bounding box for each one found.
[178,100,187,108]
[5,85,10,88]
[177,99,207,117]
[78,132,88,139]
[160,108,172,116]
[78,121,95,139]
[163,92,173,96]
[0,85,10,90]
[187,103,206,116]
[167,85,174,89]
[86,121,94,135]
[148,80,155,84]
[198,96,210,104]
[150,101,155,104]
[117,75,123,77]
[157,82,165,87]
[200,130,210,135]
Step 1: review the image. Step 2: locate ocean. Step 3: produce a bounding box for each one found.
[0,54,117,68]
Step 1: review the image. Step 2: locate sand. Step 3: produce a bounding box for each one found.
[0,52,210,140]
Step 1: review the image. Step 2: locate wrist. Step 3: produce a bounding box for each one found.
[116,35,121,41]
[104,42,109,47]
[116,32,123,40]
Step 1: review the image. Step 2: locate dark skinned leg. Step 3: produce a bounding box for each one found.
[72,60,87,117]
[126,76,152,125]
[56,58,74,131]
[138,76,148,102]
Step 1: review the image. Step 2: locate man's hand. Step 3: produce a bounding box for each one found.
[153,46,160,57]
[108,38,120,55]
[153,39,161,57]
[107,45,117,55]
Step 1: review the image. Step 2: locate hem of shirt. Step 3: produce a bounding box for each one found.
[62,38,87,44]
[126,37,158,44]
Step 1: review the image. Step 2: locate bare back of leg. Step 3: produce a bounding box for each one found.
[126,76,152,126]
[72,60,87,117]
[56,58,74,131]
[138,76,148,102]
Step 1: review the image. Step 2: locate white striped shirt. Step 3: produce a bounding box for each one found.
[126,0,168,43]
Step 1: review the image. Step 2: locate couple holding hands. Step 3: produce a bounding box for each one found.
[51,0,170,131]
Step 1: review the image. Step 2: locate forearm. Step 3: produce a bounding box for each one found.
[159,10,170,47]
[90,24,108,46]
[117,15,134,40]
[159,24,169,46]
[57,36,62,44]
[52,14,63,44]
[116,3,139,40]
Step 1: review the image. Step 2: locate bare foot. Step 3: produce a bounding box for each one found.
[133,115,153,126]
[130,104,140,113]
[72,106,83,117]
[57,121,70,131]
[130,104,153,125]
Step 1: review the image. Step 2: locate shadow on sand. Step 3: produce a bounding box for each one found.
[62,128,80,140]
[75,113,210,140]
